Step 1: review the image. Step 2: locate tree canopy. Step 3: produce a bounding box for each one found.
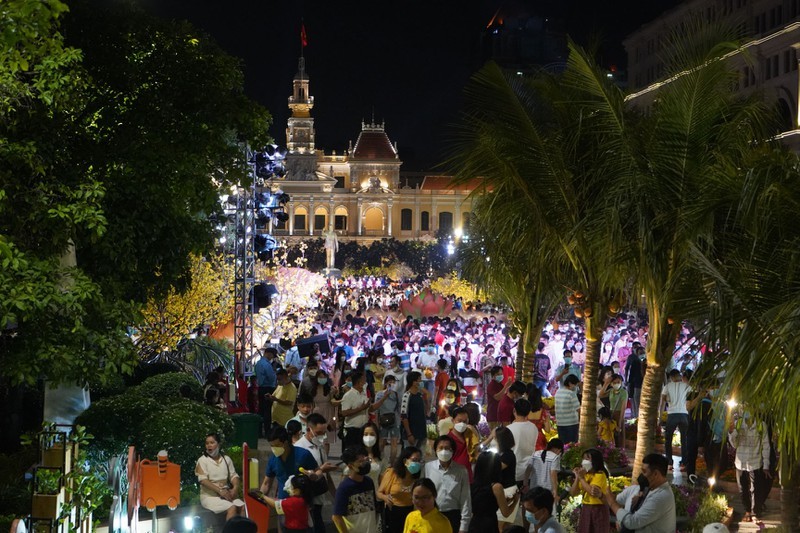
[0,0,271,386]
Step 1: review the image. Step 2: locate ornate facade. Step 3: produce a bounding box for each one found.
[263,58,477,243]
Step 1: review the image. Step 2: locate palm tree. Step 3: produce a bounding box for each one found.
[694,146,800,529]
[458,195,566,382]
[448,54,631,446]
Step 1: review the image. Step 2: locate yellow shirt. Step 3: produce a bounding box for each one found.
[403,508,453,533]
[582,472,608,505]
[598,419,617,442]
[271,382,298,426]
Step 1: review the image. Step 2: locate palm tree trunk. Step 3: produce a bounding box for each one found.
[631,360,663,478]
[578,309,602,446]
[516,327,526,382]
[779,444,800,532]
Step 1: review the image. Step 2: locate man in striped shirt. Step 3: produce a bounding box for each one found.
[554,375,581,444]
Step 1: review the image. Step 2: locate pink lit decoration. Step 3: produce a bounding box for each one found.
[399,289,453,319]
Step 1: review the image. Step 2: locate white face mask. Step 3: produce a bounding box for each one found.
[454,422,468,433]
[308,369,318,377]
[612,383,621,390]
[437,449,454,463]
[311,434,327,446]
[363,435,377,447]
[581,459,593,471]
[271,446,285,457]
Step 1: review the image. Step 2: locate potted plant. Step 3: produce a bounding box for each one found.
[31,467,64,519]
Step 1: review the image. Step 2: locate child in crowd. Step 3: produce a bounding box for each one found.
[252,474,313,533]
[570,448,610,533]
[597,407,617,445]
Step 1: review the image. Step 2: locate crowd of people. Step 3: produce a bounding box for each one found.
[195,278,767,532]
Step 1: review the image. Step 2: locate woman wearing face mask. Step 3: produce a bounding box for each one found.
[569,448,610,533]
[448,407,480,482]
[377,446,423,533]
[376,375,402,464]
[360,422,384,485]
[196,433,245,520]
[332,349,351,389]
[369,351,386,393]
[311,369,338,451]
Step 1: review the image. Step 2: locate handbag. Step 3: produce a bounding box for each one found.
[379,412,396,428]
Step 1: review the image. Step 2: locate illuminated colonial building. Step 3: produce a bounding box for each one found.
[267,57,477,243]
[624,0,800,149]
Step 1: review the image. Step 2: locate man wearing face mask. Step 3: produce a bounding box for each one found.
[555,349,582,388]
[423,435,471,533]
[333,445,379,533]
[522,487,564,533]
[295,413,340,533]
[601,453,676,533]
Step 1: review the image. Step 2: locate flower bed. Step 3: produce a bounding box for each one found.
[561,442,629,470]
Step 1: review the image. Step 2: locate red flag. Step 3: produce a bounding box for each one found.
[301,24,308,47]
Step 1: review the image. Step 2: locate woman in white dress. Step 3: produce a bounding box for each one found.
[195,433,245,520]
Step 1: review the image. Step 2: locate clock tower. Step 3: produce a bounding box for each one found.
[286,57,316,154]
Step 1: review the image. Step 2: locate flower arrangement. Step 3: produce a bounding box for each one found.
[598,443,630,469]
[398,288,454,319]
[426,423,439,441]
[608,475,632,495]
[561,442,629,470]
[542,397,555,410]
[561,442,585,470]
[672,484,701,518]
[476,416,491,438]
[559,494,582,533]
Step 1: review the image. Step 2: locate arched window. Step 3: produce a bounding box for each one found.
[334,206,348,231]
[294,206,307,231]
[421,211,430,231]
[314,207,328,230]
[439,211,454,232]
[363,207,384,233]
[401,208,413,231]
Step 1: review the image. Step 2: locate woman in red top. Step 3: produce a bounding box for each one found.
[447,407,478,482]
[527,384,552,450]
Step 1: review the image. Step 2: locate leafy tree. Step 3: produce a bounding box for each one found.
[136,254,233,356]
[61,0,272,302]
[1,0,271,393]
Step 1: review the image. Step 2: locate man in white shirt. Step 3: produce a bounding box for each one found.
[661,369,692,471]
[506,399,538,484]
[423,435,471,533]
[729,412,771,521]
[295,413,340,533]
[340,371,371,448]
[602,453,676,533]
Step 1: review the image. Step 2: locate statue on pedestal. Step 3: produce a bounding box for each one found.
[323,226,338,271]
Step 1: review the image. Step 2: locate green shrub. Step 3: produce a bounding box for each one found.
[226,446,243,477]
[139,400,233,484]
[76,394,164,454]
[690,492,729,533]
[130,372,203,403]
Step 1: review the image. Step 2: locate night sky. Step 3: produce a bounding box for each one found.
[135,0,680,171]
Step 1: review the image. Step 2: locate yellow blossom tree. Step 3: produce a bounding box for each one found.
[136,254,233,353]
[430,271,480,302]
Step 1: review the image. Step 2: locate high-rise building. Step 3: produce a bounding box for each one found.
[624,0,800,147]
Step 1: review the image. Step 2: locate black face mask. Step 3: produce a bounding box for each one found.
[357,463,371,476]
[637,473,649,489]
